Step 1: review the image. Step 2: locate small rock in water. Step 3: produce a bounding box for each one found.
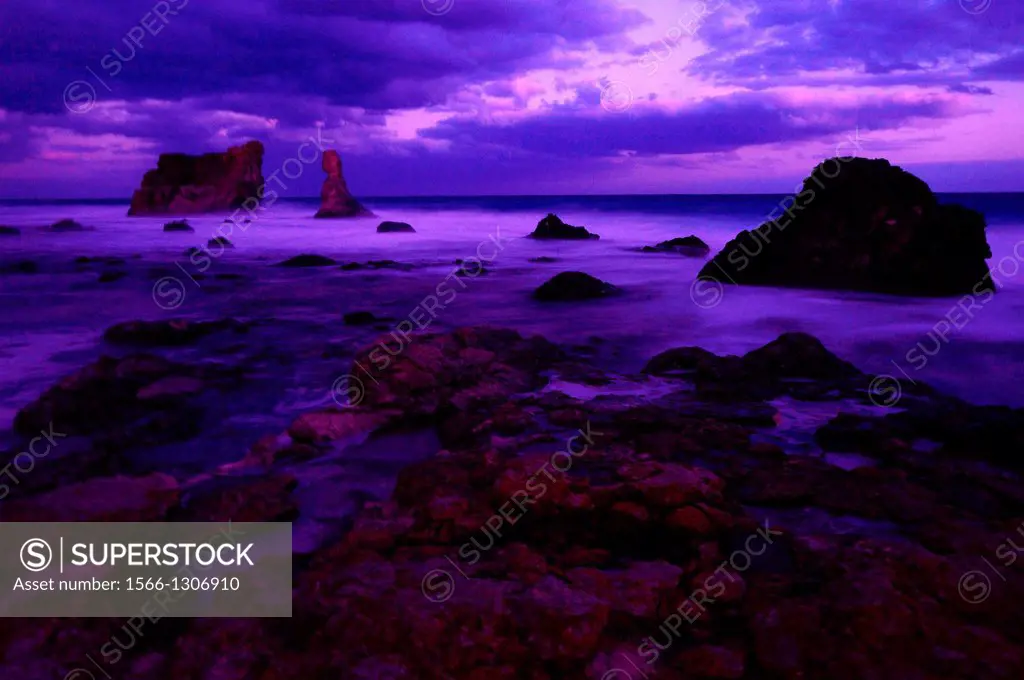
[377,221,415,233]
[641,235,710,256]
[208,236,234,248]
[163,219,194,232]
[0,225,20,236]
[344,311,378,325]
[533,271,620,301]
[97,270,127,283]
[1,260,39,274]
[528,213,599,240]
[529,256,559,263]
[277,254,338,267]
[46,218,89,232]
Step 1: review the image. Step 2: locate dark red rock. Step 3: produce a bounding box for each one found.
[127,141,265,216]
[699,157,993,296]
[314,150,372,218]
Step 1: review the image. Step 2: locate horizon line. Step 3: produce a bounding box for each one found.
[3,190,1024,202]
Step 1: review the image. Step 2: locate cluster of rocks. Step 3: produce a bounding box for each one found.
[0,321,1021,677]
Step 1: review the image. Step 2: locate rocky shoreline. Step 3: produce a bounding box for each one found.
[0,316,1021,678]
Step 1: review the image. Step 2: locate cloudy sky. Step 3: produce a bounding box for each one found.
[0,0,1021,198]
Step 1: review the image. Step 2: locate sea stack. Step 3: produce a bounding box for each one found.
[127,141,265,216]
[698,157,993,296]
[314,150,372,218]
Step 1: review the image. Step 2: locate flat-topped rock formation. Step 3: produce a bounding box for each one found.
[314,150,372,218]
[698,157,994,296]
[127,141,265,216]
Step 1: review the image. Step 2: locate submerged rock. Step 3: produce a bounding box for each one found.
[343,311,379,325]
[127,140,264,216]
[208,236,234,248]
[642,235,710,256]
[377,221,415,233]
[97,270,127,283]
[528,213,600,240]
[46,218,89,232]
[314,150,372,218]
[104,318,248,347]
[534,271,620,301]
[0,260,38,274]
[277,254,338,267]
[163,219,194,232]
[340,259,413,271]
[699,157,994,296]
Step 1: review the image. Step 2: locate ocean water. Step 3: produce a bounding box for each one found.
[1,192,1024,447]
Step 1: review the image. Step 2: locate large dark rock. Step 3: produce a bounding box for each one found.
[377,221,415,233]
[314,150,372,218]
[528,214,599,240]
[642,235,709,256]
[0,226,20,236]
[698,157,993,296]
[127,141,265,216]
[533,272,619,301]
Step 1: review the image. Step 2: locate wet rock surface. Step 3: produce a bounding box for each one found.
[2,324,1022,678]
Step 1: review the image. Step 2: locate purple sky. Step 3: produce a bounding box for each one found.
[0,0,1022,198]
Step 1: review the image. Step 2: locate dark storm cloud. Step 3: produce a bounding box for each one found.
[0,0,647,116]
[421,90,963,158]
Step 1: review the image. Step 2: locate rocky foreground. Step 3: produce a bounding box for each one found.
[1,322,1023,678]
